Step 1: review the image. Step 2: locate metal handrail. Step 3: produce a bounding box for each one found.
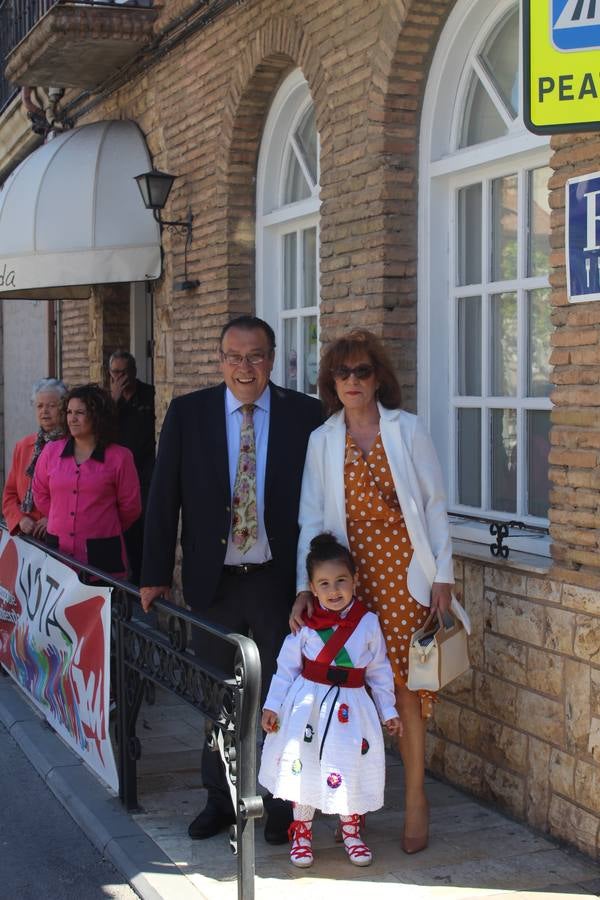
[3,527,261,900]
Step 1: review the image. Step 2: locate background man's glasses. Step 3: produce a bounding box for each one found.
[221,351,268,366]
[332,364,375,381]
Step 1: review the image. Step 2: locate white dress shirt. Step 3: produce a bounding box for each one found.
[224,386,272,564]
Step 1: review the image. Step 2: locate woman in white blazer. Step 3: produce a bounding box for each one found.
[291,330,454,854]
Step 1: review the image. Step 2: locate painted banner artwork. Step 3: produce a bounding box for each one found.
[0,529,118,790]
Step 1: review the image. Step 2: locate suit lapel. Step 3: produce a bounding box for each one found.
[206,383,230,502]
[265,382,283,508]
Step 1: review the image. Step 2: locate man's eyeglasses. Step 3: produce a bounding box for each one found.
[332,364,375,381]
[220,351,269,366]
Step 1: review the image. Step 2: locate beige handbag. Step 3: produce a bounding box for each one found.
[407,606,470,692]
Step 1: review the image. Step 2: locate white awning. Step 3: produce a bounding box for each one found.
[0,120,162,299]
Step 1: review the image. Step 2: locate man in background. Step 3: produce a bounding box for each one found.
[109,349,155,584]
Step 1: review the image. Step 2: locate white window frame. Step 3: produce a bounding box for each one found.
[256,69,321,392]
[418,0,552,557]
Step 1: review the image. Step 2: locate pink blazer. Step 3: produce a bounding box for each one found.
[33,437,142,577]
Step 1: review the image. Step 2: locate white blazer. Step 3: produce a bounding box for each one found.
[297,403,454,606]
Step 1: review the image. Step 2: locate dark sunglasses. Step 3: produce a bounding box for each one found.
[332,364,375,381]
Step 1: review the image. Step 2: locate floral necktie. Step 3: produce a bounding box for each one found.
[231,403,258,554]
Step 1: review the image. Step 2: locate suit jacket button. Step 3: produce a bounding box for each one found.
[225,506,230,513]
[221,538,227,545]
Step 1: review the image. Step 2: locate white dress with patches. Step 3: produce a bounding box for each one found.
[258,606,398,815]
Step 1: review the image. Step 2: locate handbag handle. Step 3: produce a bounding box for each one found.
[421,608,445,633]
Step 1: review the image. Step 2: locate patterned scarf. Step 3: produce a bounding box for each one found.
[21,427,64,513]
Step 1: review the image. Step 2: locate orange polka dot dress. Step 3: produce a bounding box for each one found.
[344,431,435,718]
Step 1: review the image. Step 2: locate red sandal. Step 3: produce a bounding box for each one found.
[340,814,372,867]
[335,813,365,842]
[288,820,314,868]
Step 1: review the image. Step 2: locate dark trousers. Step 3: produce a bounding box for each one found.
[192,565,291,814]
[124,516,144,586]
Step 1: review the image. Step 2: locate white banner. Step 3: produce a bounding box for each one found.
[0,530,118,791]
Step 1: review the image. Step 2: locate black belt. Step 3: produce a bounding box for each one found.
[222,561,273,576]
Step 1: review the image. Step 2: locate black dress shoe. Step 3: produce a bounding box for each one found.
[263,796,293,845]
[188,802,236,840]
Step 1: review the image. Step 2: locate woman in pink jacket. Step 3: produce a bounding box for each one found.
[2,378,67,537]
[33,384,142,579]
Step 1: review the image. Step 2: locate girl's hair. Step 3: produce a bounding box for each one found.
[31,377,68,404]
[64,383,117,448]
[318,329,402,416]
[306,532,355,581]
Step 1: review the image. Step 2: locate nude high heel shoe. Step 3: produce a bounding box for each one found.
[401,802,429,854]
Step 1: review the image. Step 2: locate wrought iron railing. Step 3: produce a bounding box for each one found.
[0,0,154,114]
[4,529,262,900]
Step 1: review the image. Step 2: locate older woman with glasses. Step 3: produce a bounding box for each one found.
[2,378,68,538]
[290,330,454,855]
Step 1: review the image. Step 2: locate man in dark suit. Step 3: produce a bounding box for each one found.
[140,315,322,843]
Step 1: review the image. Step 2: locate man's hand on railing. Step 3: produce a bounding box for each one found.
[140,585,171,612]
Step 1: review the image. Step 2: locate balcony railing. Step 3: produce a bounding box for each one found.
[0,0,154,114]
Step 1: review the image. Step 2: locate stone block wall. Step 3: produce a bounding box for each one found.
[427,553,600,858]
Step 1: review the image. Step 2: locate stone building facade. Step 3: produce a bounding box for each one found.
[0,0,599,858]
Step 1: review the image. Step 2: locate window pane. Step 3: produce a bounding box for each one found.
[480,8,519,118]
[460,75,507,148]
[490,291,517,396]
[528,410,551,518]
[457,297,482,395]
[491,408,517,513]
[303,317,318,394]
[283,233,297,310]
[528,167,551,277]
[527,288,552,397]
[284,319,297,390]
[457,184,482,285]
[457,408,481,506]
[491,174,518,281]
[302,227,317,308]
[295,105,317,185]
[283,149,310,204]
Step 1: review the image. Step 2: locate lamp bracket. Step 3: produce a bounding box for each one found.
[153,207,193,242]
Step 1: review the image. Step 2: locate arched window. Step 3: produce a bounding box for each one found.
[256,69,320,395]
[419,0,552,553]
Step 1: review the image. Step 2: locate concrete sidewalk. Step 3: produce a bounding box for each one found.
[1,673,599,900]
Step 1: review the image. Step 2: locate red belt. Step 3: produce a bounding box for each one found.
[302,656,366,687]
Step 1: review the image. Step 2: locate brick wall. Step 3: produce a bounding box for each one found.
[60,297,90,388]
[429,553,600,858]
[61,0,455,415]
[548,132,600,590]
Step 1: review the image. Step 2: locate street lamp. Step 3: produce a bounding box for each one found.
[134,170,193,240]
[134,169,198,291]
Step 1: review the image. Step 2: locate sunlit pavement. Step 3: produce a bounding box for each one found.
[132,689,600,900]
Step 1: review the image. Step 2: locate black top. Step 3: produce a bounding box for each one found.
[115,379,155,504]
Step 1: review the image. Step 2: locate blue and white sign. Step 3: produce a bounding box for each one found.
[566,171,600,302]
[553,0,600,51]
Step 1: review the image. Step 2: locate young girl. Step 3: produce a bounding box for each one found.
[259,533,402,868]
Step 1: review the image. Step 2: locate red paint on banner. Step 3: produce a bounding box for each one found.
[0,539,21,662]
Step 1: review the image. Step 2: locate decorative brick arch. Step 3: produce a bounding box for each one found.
[360,0,457,407]
[216,16,329,316]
